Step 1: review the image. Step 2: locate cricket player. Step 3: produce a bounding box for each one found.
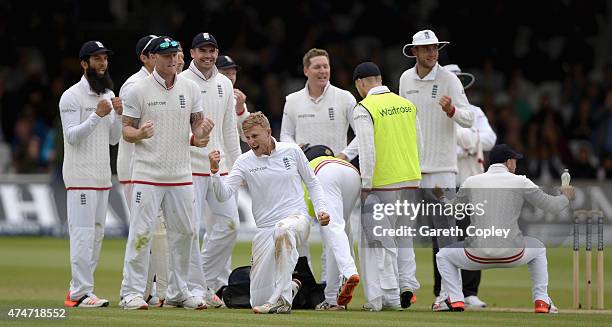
[61,40,122,308]
[209,112,330,314]
[302,145,360,311]
[281,48,358,278]
[399,29,474,309]
[434,144,573,313]
[353,62,422,311]
[445,63,497,309]
[216,54,250,142]
[180,32,241,297]
[118,36,214,310]
[117,35,169,307]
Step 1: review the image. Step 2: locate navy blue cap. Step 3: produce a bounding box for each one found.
[216,55,240,70]
[192,32,218,49]
[489,144,523,165]
[135,35,158,56]
[303,144,334,161]
[79,41,113,60]
[149,36,181,54]
[353,62,381,81]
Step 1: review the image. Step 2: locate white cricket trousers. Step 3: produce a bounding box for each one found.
[67,189,109,299]
[250,214,311,307]
[317,164,360,305]
[120,183,196,303]
[359,188,418,310]
[193,175,239,293]
[436,237,549,303]
[122,182,168,300]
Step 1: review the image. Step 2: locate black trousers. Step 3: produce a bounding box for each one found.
[432,215,481,297]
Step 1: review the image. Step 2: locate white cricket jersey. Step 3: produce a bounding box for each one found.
[122,69,203,185]
[59,75,122,189]
[455,104,497,185]
[180,62,240,174]
[117,67,150,182]
[212,141,327,228]
[280,82,359,160]
[451,164,569,259]
[399,63,474,173]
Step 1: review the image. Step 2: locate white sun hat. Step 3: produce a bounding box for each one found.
[402,29,450,58]
[443,64,475,89]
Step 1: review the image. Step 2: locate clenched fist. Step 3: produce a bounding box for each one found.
[439,95,453,114]
[95,99,112,117]
[317,211,330,226]
[208,149,221,173]
[139,120,154,139]
[111,97,123,115]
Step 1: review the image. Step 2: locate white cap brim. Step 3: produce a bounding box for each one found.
[402,41,449,58]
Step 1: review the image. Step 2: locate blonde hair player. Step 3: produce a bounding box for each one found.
[209,112,330,314]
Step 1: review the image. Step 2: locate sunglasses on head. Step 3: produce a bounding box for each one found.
[159,40,179,49]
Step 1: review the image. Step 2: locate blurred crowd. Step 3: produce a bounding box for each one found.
[1,0,611,182]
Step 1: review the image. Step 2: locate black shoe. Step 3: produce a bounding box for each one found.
[400,289,414,309]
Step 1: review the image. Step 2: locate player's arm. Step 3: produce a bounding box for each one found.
[340,93,359,161]
[190,111,214,147]
[59,93,107,145]
[122,115,153,143]
[209,150,244,201]
[353,105,375,190]
[440,77,474,128]
[280,100,297,143]
[222,89,241,167]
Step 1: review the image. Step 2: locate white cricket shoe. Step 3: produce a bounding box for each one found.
[119,296,148,310]
[253,298,291,314]
[182,296,207,310]
[205,291,225,308]
[464,295,487,309]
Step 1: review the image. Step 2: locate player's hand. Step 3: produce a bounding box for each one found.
[234,89,247,114]
[208,149,221,173]
[95,99,112,117]
[360,188,371,203]
[432,185,445,199]
[139,120,154,139]
[199,117,215,137]
[317,211,330,226]
[439,95,453,114]
[111,97,123,115]
[335,153,348,161]
[192,134,210,148]
[561,185,575,200]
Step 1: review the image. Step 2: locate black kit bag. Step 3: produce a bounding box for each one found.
[220,257,325,309]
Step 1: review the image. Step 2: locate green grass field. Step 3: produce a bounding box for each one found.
[0,237,610,326]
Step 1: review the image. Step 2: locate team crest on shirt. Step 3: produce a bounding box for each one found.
[328,107,335,120]
[80,193,86,205]
[179,94,186,109]
[432,85,438,98]
[217,84,223,97]
[282,157,291,170]
[135,192,142,204]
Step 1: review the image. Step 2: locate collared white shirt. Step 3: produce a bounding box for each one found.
[212,141,327,228]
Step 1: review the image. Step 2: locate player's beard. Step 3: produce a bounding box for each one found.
[86,67,114,94]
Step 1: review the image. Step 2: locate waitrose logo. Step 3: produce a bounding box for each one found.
[379,106,412,117]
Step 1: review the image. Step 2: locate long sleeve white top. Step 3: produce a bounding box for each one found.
[353,85,422,189]
[59,75,121,188]
[455,104,497,184]
[280,82,359,160]
[399,63,474,173]
[180,62,241,174]
[117,67,150,182]
[212,141,327,228]
[449,164,569,259]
